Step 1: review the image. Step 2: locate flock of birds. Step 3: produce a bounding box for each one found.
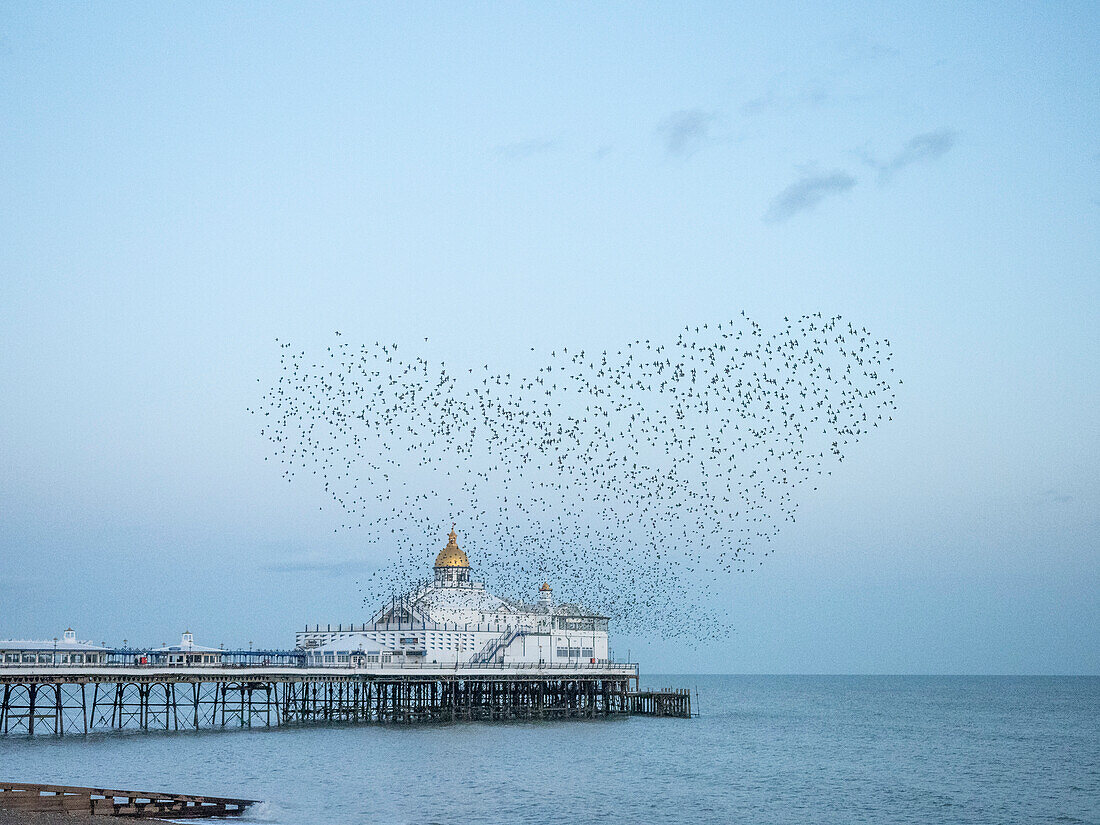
[252,313,898,640]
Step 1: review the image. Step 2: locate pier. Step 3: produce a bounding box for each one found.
[628,687,695,717]
[0,662,691,736]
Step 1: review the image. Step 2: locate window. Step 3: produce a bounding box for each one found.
[555,617,596,631]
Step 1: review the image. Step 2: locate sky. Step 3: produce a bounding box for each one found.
[1,2,1097,673]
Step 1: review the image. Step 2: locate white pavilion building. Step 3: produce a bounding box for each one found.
[299,529,611,667]
[0,628,108,666]
[150,632,225,666]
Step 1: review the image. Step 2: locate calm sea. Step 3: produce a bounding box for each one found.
[2,676,1097,824]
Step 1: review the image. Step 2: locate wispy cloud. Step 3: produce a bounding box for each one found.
[261,559,366,577]
[1036,488,1073,505]
[764,170,857,223]
[657,109,716,157]
[866,129,957,181]
[835,33,900,64]
[494,138,560,159]
[741,88,828,117]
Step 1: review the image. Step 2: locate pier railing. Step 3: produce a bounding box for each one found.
[0,660,640,676]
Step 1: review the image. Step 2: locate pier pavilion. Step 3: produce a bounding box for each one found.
[0,629,108,666]
[299,528,611,667]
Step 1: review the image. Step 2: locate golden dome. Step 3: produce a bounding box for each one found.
[434,527,469,569]
[539,582,552,592]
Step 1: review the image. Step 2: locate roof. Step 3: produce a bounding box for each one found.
[496,597,608,619]
[152,642,223,654]
[0,639,108,652]
[500,596,536,611]
[414,585,515,615]
[553,603,610,619]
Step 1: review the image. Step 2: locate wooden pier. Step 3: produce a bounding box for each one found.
[628,688,693,717]
[0,782,255,818]
[0,663,691,735]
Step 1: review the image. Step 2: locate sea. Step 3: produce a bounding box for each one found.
[2,675,1097,824]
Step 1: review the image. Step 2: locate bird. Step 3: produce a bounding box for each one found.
[249,312,898,644]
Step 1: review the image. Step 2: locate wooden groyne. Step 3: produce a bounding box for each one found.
[0,782,255,818]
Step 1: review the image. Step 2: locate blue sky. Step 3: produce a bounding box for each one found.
[1,2,1097,672]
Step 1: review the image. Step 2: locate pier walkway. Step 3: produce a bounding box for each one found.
[0,662,690,735]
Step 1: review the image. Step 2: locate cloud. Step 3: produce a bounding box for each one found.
[260,559,366,577]
[835,33,900,64]
[764,170,857,223]
[494,138,559,159]
[657,109,716,157]
[871,129,957,181]
[741,88,828,116]
[1037,488,1073,505]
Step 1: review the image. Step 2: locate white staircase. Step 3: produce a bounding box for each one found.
[471,626,525,664]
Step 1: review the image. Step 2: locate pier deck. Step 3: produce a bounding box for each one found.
[0,662,690,735]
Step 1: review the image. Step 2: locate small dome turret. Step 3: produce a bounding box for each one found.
[434,527,469,569]
[434,526,471,585]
